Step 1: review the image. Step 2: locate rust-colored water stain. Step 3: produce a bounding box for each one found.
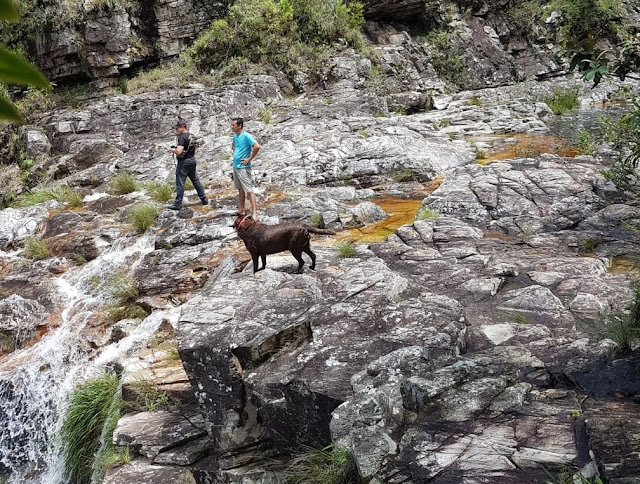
[607,256,639,274]
[471,133,581,165]
[336,196,425,243]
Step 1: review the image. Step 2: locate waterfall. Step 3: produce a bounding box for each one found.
[0,233,174,483]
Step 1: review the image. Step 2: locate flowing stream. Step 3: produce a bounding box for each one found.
[0,233,169,483]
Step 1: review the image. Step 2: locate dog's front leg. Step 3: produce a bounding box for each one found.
[252,253,260,273]
[260,254,267,271]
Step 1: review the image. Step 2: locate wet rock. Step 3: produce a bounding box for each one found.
[0,206,50,250]
[0,295,49,353]
[103,459,196,484]
[113,411,207,459]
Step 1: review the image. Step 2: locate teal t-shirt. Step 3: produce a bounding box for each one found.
[232,131,256,169]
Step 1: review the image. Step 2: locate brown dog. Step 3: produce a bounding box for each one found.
[233,216,336,273]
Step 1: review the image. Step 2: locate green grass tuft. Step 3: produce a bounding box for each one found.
[602,281,640,354]
[337,242,356,258]
[391,170,415,182]
[110,172,139,195]
[147,182,174,203]
[129,204,159,233]
[60,373,120,484]
[285,444,359,484]
[509,311,531,325]
[544,86,580,115]
[415,207,438,220]
[13,185,83,208]
[23,237,51,259]
[311,212,325,229]
[127,380,170,412]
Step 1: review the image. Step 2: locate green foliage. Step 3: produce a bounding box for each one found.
[127,380,170,412]
[544,86,580,115]
[311,212,325,229]
[106,304,148,323]
[415,207,438,220]
[60,373,120,483]
[391,170,415,182]
[579,237,599,253]
[569,410,582,419]
[147,182,174,202]
[392,106,408,115]
[577,129,597,155]
[602,281,640,353]
[257,106,272,124]
[506,1,541,38]
[599,99,640,190]
[130,204,159,233]
[22,236,50,259]
[187,0,365,83]
[337,242,356,258]
[118,76,128,94]
[96,446,130,475]
[285,444,359,484]
[549,0,620,46]
[544,464,604,484]
[509,311,531,325]
[467,96,483,107]
[127,60,211,94]
[425,29,465,87]
[110,171,139,195]
[106,272,147,323]
[13,185,83,207]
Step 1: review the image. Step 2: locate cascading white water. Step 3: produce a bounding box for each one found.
[0,233,175,483]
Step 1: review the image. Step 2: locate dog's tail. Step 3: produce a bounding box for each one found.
[304,225,337,235]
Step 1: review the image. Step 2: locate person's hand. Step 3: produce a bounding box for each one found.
[241,158,251,165]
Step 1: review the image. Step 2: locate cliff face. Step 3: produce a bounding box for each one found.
[3,0,226,89]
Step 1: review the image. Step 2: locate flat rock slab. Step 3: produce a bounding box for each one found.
[104,460,196,484]
[113,411,207,459]
[154,435,212,466]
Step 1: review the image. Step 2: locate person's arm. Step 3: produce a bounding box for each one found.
[170,134,186,155]
[241,141,261,165]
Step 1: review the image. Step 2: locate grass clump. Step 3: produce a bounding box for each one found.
[601,281,640,353]
[258,106,273,124]
[13,185,83,208]
[509,311,531,325]
[147,182,174,203]
[127,380,170,412]
[577,129,597,155]
[544,86,581,115]
[416,207,438,220]
[110,172,138,195]
[285,444,359,484]
[23,237,51,260]
[129,204,159,233]
[106,272,148,323]
[600,99,640,191]
[391,170,415,182]
[579,237,599,254]
[311,212,325,229]
[424,29,465,87]
[127,60,211,94]
[187,0,365,84]
[337,242,357,258]
[60,373,120,484]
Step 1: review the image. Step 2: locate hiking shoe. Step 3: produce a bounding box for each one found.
[201,198,209,206]
[167,203,181,211]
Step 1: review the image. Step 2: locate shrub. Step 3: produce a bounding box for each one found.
[147,182,174,202]
[311,212,325,229]
[60,373,120,484]
[337,242,356,258]
[600,99,640,190]
[110,172,138,195]
[127,60,211,94]
[577,129,597,155]
[544,86,580,115]
[129,204,159,233]
[285,444,359,484]
[127,380,170,412]
[258,106,272,124]
[187,0,365,83]
[548,0,621,46]
[425,29,465,87]
[23,237,50,259]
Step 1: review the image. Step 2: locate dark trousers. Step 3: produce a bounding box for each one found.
[175,157,206,206]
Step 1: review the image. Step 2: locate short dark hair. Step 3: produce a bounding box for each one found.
[231,117,244,128]
[174,119,187,128]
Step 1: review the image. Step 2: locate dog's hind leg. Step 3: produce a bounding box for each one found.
[260,254,266,271]
[291,250,305,273]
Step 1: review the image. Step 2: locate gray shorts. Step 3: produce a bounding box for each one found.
[233,167,253,193]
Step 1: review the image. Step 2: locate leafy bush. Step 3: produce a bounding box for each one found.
[23,237,50,259]
[60,373,120,484]
[600,99,640,190]
[424,29,465,87]
[549,0,621,46]
[129,204,159,233]
[544,86,580,114]
[286,444,359,484]
[110,171,138,195]
[187,0,365,83]
[337,242,356,258]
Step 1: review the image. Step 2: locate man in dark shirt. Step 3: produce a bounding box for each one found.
[167,119,208,210]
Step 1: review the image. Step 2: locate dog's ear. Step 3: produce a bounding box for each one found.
[232,216,240,229]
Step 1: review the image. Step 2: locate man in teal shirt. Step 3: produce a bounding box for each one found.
[231,117,261,220]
